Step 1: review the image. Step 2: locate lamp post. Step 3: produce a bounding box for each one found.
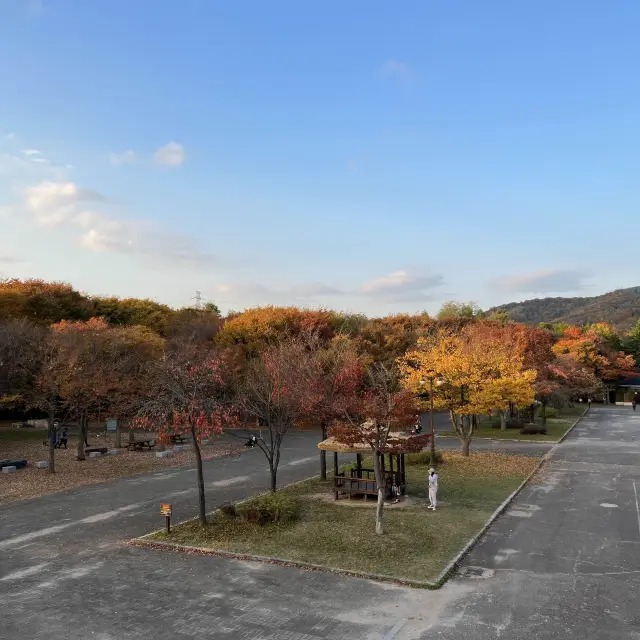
[420,376,441,466]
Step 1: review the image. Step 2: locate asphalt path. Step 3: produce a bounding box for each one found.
[3,413,632,639]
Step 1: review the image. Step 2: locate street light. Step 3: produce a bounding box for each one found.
[420,376,442,467]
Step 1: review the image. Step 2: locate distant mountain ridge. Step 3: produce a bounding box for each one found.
[487,287,640,332]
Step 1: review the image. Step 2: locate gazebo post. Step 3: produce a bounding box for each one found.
[333,452,339,500]
[356,453,362,477]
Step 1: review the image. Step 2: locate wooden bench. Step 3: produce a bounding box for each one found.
[170,434,188,445]
[127,439,155,451]
[333,469,404,501]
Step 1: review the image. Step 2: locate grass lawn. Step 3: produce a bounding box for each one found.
[442,405,586,442]
[147,451,540,584]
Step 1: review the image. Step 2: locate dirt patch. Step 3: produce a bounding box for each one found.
[0,431,241,504]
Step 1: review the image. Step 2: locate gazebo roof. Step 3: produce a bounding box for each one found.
[318,432,431,454]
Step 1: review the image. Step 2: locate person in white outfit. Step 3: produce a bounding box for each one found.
[428,468,438,510]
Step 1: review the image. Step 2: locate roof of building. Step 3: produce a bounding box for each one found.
[318,432,431,454]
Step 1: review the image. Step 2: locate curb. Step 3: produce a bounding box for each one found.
[437,435,558,444]
[129,538,437,589]
[431,407,588,586]
[131,410,589,591]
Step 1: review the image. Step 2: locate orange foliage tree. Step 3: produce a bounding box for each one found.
[216,306,338,357]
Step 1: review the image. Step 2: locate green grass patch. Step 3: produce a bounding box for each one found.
[147,451,539,583]
[442,405,585,442]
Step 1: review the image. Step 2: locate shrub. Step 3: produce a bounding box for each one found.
[239,493,300,526]
[520,424,547,435]
[219,502,237,518]
[506,418,524,429]
[407,450,443,466]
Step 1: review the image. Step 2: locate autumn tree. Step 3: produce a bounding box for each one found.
[0,278,92,324]
[354,313,432,367]
[0,319,42,407]
[137,334,235,525]
[331,363,418,535]
[553,325,636,400]
[234,336,320,492]
[436,301,484,321]
[401,324,537,452]
[312,335,363,480]
[216,306,337,357]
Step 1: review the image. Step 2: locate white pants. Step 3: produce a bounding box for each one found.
[429,488,437,507]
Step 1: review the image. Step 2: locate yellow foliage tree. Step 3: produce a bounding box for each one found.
[400,324,536,455]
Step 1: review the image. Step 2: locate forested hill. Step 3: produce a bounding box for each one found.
[488,287,640,331]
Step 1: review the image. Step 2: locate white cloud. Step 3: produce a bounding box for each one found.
[154,142,185,167]
[379,59,412,83]
[360,270,443,302]
[24,181,105,226]
[21,149,42,157]
[17,180,216,269]
[216,269,444,307]
[109,150,136,165]
[491,269,589,294]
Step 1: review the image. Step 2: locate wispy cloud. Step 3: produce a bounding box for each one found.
[109,150,136,165]
[491,269,590,294]
[15,179,217,269]
[154,142,185,167]
[216,269,444,307]
[379,59,412,83]
[360,270,443,302]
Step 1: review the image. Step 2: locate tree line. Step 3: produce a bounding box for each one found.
[1,278,637,532]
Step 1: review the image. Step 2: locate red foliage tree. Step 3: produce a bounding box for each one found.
[137,336,235,525]
[234,336,321,492]
[331,363,419,535]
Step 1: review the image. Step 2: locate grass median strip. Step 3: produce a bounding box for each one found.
[146,451,540,584]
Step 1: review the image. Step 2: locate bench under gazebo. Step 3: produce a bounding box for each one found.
[318,431,432,501]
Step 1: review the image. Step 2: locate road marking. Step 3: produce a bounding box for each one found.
[384,618,408,640]
[287,456,317,466]
[600,503,619,508]
[633,481,640,538]
[211,475,249,487]
[0,504,141,549]
[0,563,49,582]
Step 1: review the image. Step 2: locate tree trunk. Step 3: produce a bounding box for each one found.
[269,459,277,492]
[47,416,56,474]
[319,422,328,481]
[500,410,508,431]
[77,415,86,461]
[541,400,547,430]
[461,438,471,456]
[115,418,122,449]
[373,451,384,535]
[191,423,207,526]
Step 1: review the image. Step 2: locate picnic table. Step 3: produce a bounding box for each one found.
[127,439,156,451]
[170,434,188,445]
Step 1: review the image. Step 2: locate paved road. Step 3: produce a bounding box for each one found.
[3,413,632,639]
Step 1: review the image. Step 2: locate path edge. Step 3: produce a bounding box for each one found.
[432,407,588,586]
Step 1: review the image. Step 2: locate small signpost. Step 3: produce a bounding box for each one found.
[161,503,172,533]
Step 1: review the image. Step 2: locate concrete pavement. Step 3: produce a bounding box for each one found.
[1,410,636,638]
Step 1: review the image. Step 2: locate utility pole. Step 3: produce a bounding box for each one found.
[194,291,202,310]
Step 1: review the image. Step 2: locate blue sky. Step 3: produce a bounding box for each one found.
[1,0,638,315]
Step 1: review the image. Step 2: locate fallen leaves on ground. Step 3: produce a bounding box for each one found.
[0,431,242,504]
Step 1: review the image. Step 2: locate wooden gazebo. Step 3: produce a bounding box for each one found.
[318,431,432,501]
